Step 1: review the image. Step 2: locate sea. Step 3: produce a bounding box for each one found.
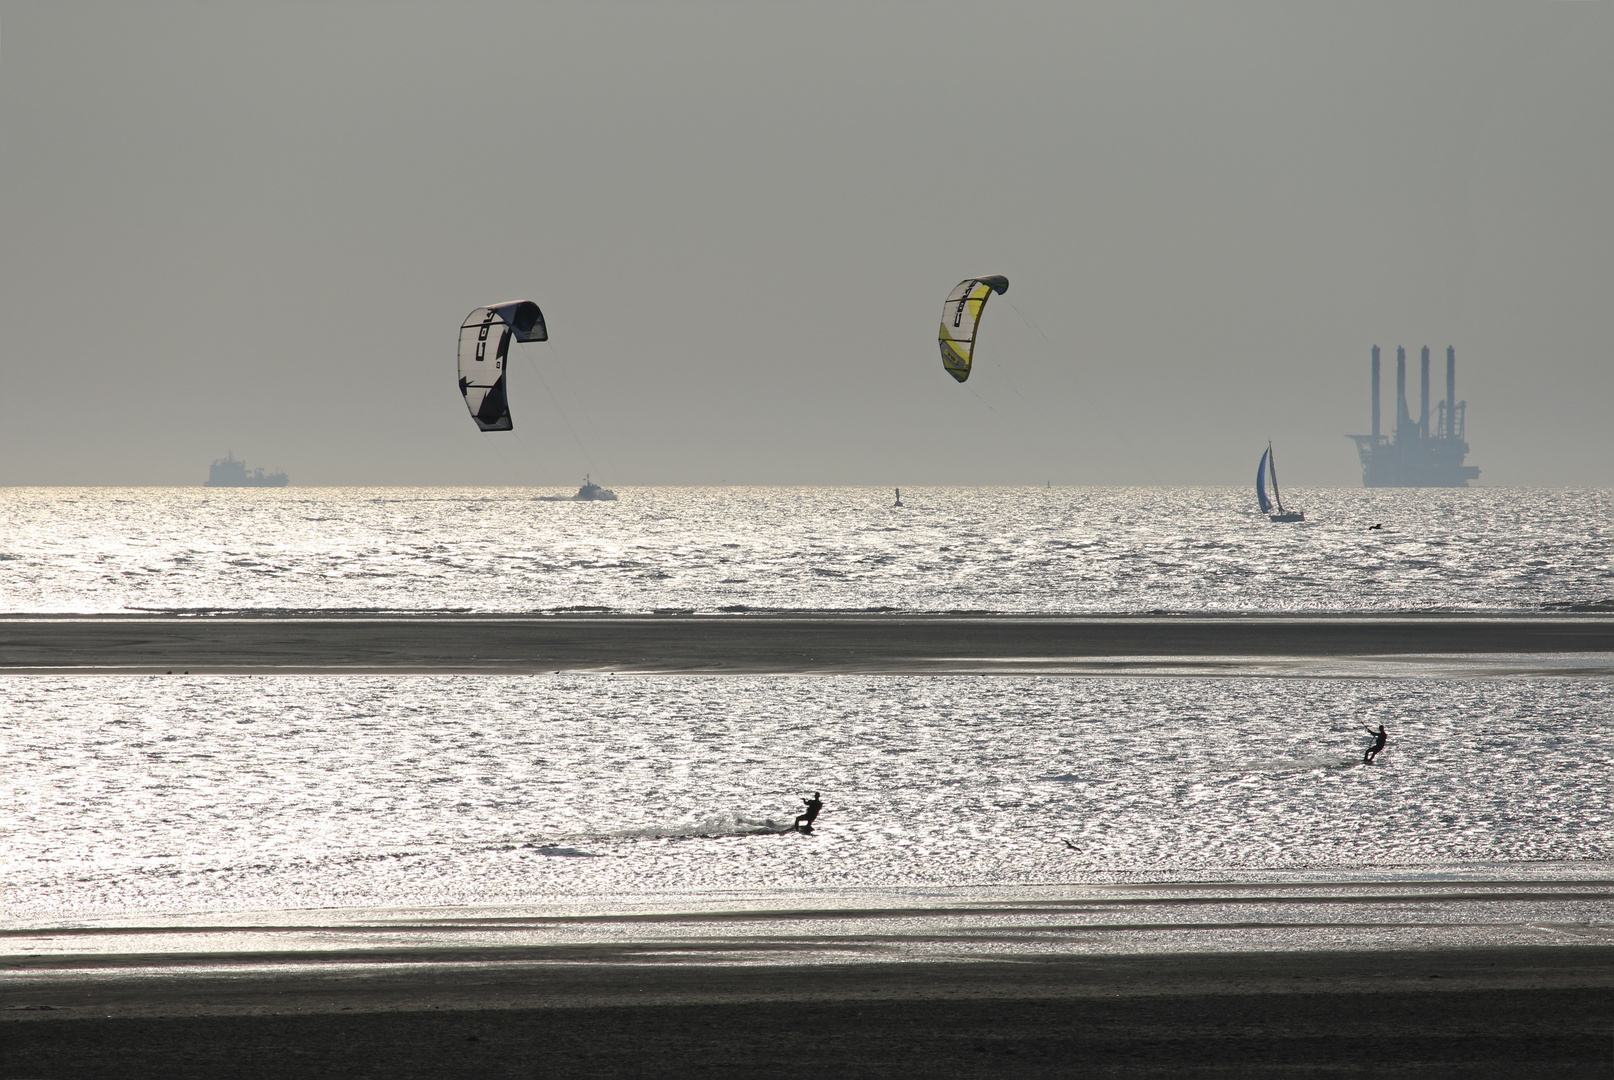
[1,485,1609,614]
[2,486,1611,952]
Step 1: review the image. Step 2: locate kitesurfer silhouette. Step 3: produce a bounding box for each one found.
[794,792,823,832]
[1363,723,1388,765]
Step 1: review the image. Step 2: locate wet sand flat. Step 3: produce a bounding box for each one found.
[5,948,1613,1077]
[3,613,1612,674]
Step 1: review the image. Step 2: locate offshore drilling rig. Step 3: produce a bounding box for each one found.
[1349,345,1480,487]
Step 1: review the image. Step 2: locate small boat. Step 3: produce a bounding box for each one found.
[1257,443,1304,522]
[537,475,617,502]
[573,475,616,501]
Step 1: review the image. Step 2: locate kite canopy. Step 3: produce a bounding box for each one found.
[458,300,547,432]
[938,275,1009,383]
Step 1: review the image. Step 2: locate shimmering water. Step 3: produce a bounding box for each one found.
[1,486,1609,614]
[5,674,1609,920]
[5,486,1610,942]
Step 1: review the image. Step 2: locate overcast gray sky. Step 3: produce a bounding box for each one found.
[2,3,1609,487]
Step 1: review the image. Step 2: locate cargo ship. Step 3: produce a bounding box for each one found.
[204,452,289,488]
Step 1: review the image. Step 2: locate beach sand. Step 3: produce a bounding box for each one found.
[6,948,1613,1077]
[3,613,1612,675]
[8,883,1614,1076]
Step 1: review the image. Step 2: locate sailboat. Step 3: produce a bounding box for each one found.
[1257,443,1304,522]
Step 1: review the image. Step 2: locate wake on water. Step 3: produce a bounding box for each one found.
[1042,749,1377,783]
[529,845,604,858]
[1253,752,1366,774]
[530,813,803,850]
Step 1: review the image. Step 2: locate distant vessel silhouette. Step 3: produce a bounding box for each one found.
[1350,346,1479,487]
[204,452,287,488]
[538,475,617,502]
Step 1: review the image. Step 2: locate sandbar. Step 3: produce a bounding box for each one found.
[2,613,1612,675]
[5,948,1612,1077]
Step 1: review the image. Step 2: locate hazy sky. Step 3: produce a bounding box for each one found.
[3,3,1610,487]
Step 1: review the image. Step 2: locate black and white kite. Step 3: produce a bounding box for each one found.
[457,300,547,431]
